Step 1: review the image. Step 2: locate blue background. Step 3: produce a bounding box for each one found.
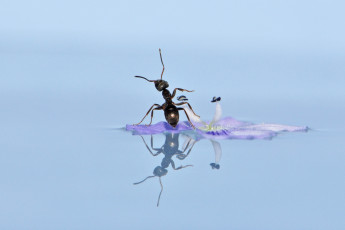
[1,0,344,229]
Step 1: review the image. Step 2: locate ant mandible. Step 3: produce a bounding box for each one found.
[133,49,200,129]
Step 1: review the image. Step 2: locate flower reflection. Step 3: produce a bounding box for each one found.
[210,140,221,170]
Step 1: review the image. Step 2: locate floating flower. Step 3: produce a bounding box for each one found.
[126,96,308,140]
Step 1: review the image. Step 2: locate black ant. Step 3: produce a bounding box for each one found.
[133,133,196,206]
[133,49,199,129]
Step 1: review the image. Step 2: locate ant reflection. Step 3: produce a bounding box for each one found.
[134,133,196,206]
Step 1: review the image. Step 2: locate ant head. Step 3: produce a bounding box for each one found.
[154,80,169,91]
[153,166,168,177]
[134,77,169,91]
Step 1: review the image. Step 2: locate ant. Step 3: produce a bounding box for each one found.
[133,49,199,129]
[133,133,196,206]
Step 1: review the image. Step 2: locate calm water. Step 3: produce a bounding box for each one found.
[0,50,344,230]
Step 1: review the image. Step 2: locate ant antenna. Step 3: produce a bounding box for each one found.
[157,177,164,207]
[159,48,165,80]
[133,175,155,185]
[134,76,155,82]
[134,49,165,81]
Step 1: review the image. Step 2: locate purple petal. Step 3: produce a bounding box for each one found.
[126,116,308,140]
[126,121,193,135]
[243,123,308,132]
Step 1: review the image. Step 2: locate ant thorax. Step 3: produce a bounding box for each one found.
[162,89,172,101]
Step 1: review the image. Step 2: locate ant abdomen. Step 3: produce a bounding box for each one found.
[164,105,179,128]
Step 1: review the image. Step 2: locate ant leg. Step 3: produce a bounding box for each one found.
[181,139,197,154]
[171,88,194,99]
[177,138,197,160]
[181,139,192,153]
[175,139,191,160]
[171,160,193,170]
[173,102,200,118]
[146,107,163,126]
[178,107,196,129]
[139,136,162,156]
[133,104,161,125]
[183,140,197,158]
[151,135,163,151]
